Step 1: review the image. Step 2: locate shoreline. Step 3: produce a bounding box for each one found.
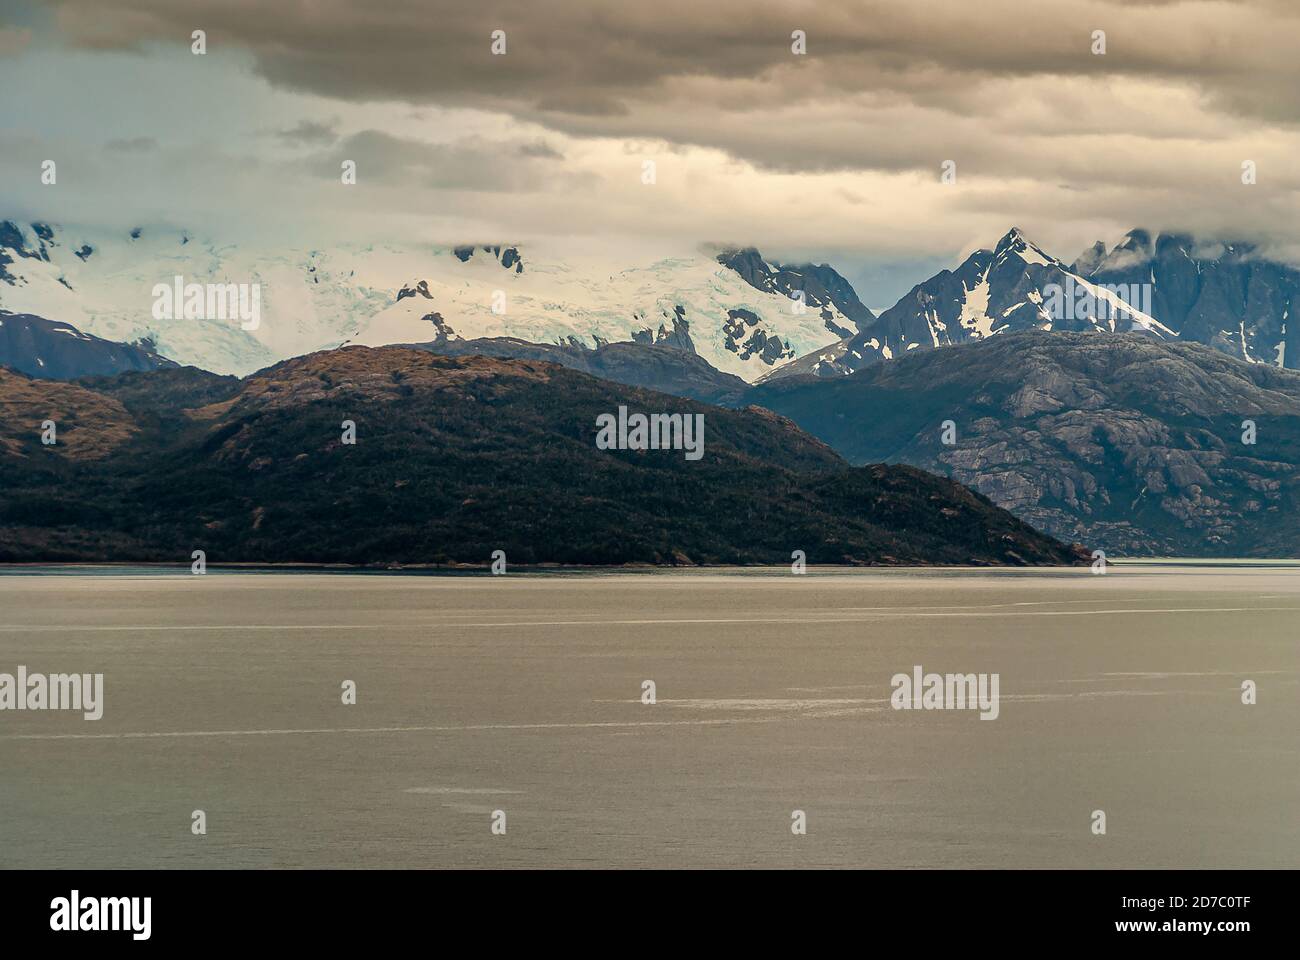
[2,558,1299,576]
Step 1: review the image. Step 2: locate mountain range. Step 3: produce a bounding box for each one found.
[0,221,867,382]
[766,228,1170,379]
[5,220,1297,388]
[766,228,1300,380]
[4,218,1300,559]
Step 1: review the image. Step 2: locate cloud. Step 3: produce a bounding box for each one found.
[0,26,32,56]
[274,119,338,147]
[307,129,589,192]
[517,139,563,160]
[3,0,1293,277]
[105,136,157,153]
[45,1,1300,152]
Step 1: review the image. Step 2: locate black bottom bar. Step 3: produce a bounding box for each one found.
[0,869,1282,946]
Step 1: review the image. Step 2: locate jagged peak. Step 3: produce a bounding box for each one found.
[1114,228,1155,256]
[1072,240,1108,276]
[716,246,771,268]
[983,227,1056,269]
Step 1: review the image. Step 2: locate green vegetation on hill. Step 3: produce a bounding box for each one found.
[0,347,1082,566]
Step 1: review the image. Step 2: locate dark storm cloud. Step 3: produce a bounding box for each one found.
[517,139,564,160]
[44,0,1300,176]
[308,129,589,192]
[275,119,339,147]
[13,0,1297,262]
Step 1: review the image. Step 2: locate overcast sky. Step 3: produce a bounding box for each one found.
[2,0,1297,302]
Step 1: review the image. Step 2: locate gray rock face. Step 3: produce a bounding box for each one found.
[749,331,1300,557]
[0,312,175,380]
[716,247,875,335]
[721,307,790,364]
[632,303,696,354]
[395,279,433,301]
[418,312,456,341]
[450,245,525,272]
[0,221,53,283]
[1071,240,1108,276]
[1081,230,1300,368]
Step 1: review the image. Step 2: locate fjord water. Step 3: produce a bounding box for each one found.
[0,566,1296,869]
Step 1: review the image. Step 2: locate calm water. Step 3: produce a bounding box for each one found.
[0,566,1296,868]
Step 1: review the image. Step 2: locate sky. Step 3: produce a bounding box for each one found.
[2,0,1298,305]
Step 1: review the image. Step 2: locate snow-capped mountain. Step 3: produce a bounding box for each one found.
[714,247,875,337]
[770,228,1172,380]
[1078,230,1300,368]
[0,221,862,381]
[9,219,1292,387]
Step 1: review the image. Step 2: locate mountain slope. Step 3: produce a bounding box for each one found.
[0,311,175,380]
[1080,230,1300,368]
[714,247,875,336]
[770,228,1169,379]
[776,226,1300,381]
[407,336,749,405]
[0,346,1081,566]
[0,221,857,382]
[750,332,1300,556]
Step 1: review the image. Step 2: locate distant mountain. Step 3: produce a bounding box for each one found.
[0,311,175,380]
[9,217,1296,392]
[0,346,1082,566]
[769,228,1170,379]
[750,332,1300,557]
[1079,230,1300,369]
[714,247,875,336]
[774,227,1300,381]
[408,337,749,406]
[0,220,863,382]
